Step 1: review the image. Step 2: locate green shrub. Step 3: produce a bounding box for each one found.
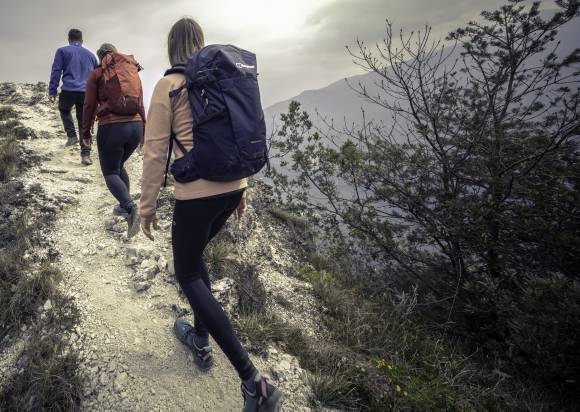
[205,240,231,279]
[0,139,18,181]
[463,273,580,387]
[267,207,309,230]
[0,120,36,140]
[0,296,83,411]
[0,106,18,121]
[234,264,267,316]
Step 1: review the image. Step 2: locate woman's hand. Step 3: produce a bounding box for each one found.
[141,213,159,241]
[234,191,247,220]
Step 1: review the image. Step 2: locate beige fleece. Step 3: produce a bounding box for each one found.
[140,73,247,217]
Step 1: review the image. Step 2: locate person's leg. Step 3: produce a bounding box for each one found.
[58,91,77,144]
[187,259,209,341]
[118,122,143,196]
[119,168,130,192]
[74,92,91,157]
[96,124,133,210]
[172,193,257,381]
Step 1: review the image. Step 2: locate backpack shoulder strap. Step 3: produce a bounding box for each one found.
[162,64,192,187]
[164,133,175,188]
[163,132,189,187]
[164,65,185,76]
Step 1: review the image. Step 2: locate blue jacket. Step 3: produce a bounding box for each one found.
[49,42,98,96]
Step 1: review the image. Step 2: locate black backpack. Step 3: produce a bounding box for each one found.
[164,44,269,185]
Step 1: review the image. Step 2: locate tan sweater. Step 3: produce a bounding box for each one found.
[140,73,247,217]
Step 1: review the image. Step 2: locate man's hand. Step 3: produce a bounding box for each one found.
[234,191,247,220]
[82,137,92,147]
[141,214,159,241]
[49,95,57,104]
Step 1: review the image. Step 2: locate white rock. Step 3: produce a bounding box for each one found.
[113,372,129,393]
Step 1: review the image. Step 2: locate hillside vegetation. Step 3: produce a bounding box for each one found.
[268,1,580,410]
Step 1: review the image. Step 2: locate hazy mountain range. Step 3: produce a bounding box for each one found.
[264,13,579,131]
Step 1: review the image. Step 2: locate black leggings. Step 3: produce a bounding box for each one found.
[172,190,256,380]
[97,122,142,210]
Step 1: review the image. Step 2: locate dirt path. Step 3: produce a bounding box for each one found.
[14,97,311,411]
[29,130,247,411]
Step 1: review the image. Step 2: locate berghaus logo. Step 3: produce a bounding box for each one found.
[235,62,255,69]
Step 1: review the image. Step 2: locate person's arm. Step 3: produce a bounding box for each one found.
[140,78,171,220]
[82,70,98,141]
[48,49,63,97]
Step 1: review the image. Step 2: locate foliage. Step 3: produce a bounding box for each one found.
[0,105,18,121]
[268,0,580,406]
[0,138,19,181]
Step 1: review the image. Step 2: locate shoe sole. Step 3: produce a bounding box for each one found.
[127,210,140,238]
[260,390,283,412]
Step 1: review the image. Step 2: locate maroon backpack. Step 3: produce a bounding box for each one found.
[100,53,142,115]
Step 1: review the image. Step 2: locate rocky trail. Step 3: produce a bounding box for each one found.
[3,83,321,411]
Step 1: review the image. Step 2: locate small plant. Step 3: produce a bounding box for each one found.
[0,296,83,411]
[234,264,267,316]
[0,106,18,121]
[308,372,360,410]
[0,120,36,140]
[0,139,18,181]
[205,240,231,279]
[267,207,309,230]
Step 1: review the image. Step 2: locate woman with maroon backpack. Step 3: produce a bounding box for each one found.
[82,43,145,238]
[140,17,282,412]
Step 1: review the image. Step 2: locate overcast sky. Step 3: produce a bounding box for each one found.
[0,0,514,108]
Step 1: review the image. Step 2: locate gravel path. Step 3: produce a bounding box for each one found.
[5,82,315,411]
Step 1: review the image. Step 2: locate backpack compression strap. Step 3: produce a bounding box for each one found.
[163,65,188,188]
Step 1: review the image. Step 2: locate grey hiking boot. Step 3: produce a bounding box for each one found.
[173,318,214,371]
[113,205,128,217]
[241,376,283,412]
[81,155,92,165]
[126,204,140,238]
[65,136,78,147]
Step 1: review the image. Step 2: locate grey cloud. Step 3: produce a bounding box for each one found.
[258,0,507,106]
[0,0,515,108]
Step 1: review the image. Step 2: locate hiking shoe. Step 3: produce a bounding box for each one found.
[173,318,214,371]
[241,377,283,412]
[126,204,140,238]
[65,136,78,147]
[81,155,93,166]
[113,205,128,217]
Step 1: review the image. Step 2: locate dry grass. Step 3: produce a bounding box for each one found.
[0,149,83,410]
[0,139,19,181]
[0,295,83,411]
[267,207,309,230]
[0,106,18,121]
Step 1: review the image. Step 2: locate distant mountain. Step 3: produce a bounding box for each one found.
[265,14,580,131]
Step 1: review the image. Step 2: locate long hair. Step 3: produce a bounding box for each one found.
[96,43,117,62]
[168,17,205,67]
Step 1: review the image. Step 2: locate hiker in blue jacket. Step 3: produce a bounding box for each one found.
[49,28,98,166]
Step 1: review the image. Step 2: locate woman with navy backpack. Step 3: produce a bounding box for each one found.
[140,17,282,411]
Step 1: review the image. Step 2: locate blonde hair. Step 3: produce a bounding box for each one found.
[168,17,205,67]
[97,43,117,62]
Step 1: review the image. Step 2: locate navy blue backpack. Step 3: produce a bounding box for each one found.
[164,44,269,185]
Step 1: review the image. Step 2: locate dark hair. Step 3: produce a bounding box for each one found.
[68,29,83,42]
[168,17,204,66]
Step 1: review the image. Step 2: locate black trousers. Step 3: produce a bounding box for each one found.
[172,190,256,380]
[58,90,90,155]
[96,122,143,210]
